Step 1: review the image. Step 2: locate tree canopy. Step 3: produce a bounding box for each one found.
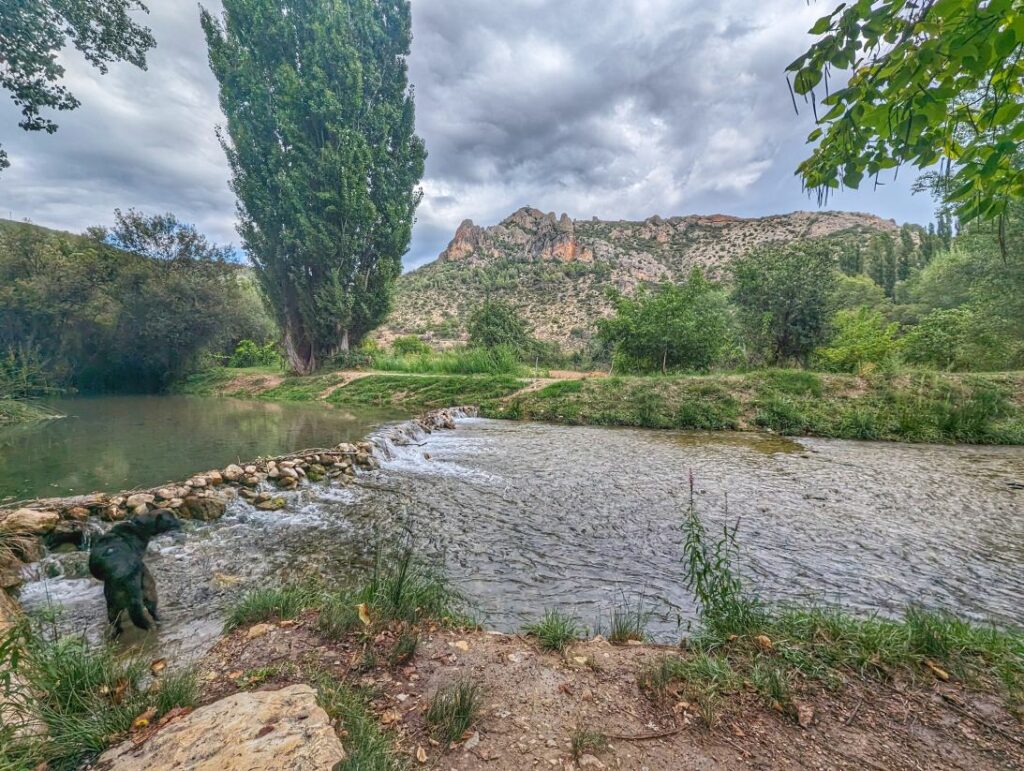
[0,218,272,392]
[0,0,155,173]
[598,269,730,374]
[732,242,836,365]
[789,0,1024,224]
[202,0,426,374]
[467,300,533,353]
[89,209,236,263]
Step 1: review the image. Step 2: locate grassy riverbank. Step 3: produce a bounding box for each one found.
[4,531,1022,768]
[177,366,1024,444]
[16,544,1016,770]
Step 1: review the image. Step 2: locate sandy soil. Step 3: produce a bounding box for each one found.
[194,616,1024,770]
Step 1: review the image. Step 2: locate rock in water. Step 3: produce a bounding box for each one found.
[98,684,345,770]
[179,496,228,522]
[0,508,59,534]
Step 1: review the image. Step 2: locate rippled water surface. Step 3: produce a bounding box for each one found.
[20,418,1024,659]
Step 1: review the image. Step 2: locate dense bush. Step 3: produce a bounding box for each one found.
[467,300,534,354]
[815,307,900,373]
[228,339,282,369]
[0,219,275,392]
[598,268,730,374]
[391,335,432,356]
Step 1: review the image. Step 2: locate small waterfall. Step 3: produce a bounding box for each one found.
[369,407,479,462]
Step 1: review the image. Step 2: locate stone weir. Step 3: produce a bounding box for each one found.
[0,407,474,627]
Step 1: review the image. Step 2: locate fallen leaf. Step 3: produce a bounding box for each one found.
[416,745,428,764]
[112,678,130,705]
[228,670,244,680]
[573,656,588,665]
[150,659,167,676]
[358,603,372,627]
[754,635,774,652]
[925,660,950,681]
[381,710,402,725]
[132,707,157,731]
[464,731,480,749]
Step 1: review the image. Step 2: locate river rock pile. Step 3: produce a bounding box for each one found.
[0,441,377,589]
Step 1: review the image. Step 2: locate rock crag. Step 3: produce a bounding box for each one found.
[382,207,905,349]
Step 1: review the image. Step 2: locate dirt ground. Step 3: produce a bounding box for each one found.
[194,615,1024,770]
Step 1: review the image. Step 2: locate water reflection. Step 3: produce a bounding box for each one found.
[0,395,408,500]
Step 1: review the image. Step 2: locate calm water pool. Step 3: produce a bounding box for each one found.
[0,395,408,501]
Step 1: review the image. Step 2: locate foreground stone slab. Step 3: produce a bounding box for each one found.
[98,684,345,770]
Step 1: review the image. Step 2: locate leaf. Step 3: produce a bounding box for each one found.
[416,745,428,764]
[132,707,157,731]
[150,659,167,676]
[925,660,950,681]
[357,603,371,627]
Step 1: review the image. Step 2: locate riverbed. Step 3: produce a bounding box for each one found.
[18,415,1024,661]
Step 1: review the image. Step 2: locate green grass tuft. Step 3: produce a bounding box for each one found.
[312,672,407,770]
[425,679,484,746]
[606,596,651,645]
[570,726,607,761]
[0,622,199,771]
[523,610,585,652]
[223,584,322,630]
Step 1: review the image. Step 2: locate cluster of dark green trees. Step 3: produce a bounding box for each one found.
[596,210,1024,375]
[0,214,274,394]
[5,0,425,381]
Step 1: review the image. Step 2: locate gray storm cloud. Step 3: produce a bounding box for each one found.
[0,0,934,268]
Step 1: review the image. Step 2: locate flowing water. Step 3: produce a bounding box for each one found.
[17,415,1024,661]
[0,395,408,502]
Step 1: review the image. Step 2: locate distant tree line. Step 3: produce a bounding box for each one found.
[578,211,1024,375]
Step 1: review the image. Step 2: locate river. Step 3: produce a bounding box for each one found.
[0,395,408,502]
[14,405,1024,661]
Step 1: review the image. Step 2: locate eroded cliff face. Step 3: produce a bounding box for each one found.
[382,207,902,349]
[440,208,594,265]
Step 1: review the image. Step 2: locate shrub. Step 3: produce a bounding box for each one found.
[467,300,533,354]
[228,339,282,368]
[814,306,900,373]
[902,307,977,370]
[598,268,730,374]
[390,336,431,356]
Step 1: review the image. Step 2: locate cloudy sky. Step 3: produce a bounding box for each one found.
[0,0,935,269]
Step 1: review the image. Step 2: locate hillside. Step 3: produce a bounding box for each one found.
[381,208,905,349]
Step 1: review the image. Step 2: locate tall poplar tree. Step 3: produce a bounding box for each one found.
[202,0,426,373]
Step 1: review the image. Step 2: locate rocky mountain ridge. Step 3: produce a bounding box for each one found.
[384,207,905,349]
